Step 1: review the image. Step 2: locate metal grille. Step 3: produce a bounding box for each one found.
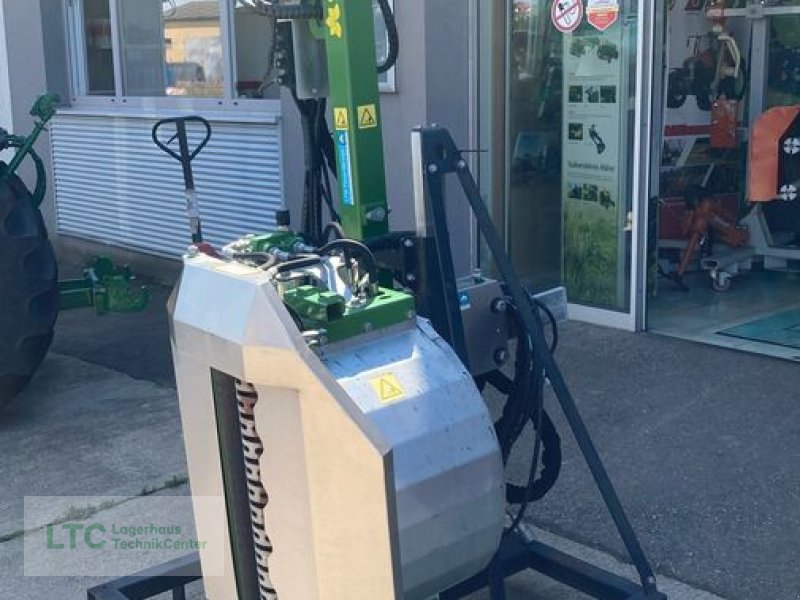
[235,380,277,600]
[50,112,284,257]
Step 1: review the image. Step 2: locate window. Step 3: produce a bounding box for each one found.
[69,0,231,101]
[159,0,225,97]
[68,0,395,102]
[374,0,396,92]
[81,0,115,95]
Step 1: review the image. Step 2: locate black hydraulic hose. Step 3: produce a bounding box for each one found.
[505,406,561,505]
[505,302,541,457]
[322,221,346,242]
[485,368,562,495]
[272,255,321,275]
[532,296,559,354]
[317,239,378,283]
[376,0,399,74]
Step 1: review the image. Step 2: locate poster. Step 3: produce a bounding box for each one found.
[562,21,626,309]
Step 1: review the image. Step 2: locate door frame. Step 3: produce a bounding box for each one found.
[479,0,662,331]
[570,0,663,332]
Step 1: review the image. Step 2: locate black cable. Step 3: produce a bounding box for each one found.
[322,221,346,242]
[272,255,321,275]
[376,0,399,74]
[532,296,558,354]
[480,298,557,533]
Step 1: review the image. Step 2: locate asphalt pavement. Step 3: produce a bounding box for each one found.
[2,271,796,599]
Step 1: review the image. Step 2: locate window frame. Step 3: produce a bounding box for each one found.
[376,0,397,93]
[65,0,280,112]
[65,0,397,110]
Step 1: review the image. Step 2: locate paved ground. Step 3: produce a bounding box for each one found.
[2,274,798,599]
[519,322,800,600]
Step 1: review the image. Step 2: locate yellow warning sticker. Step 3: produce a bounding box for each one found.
[334,107,349,130]
[370,373,405,404]
[357,104,378,129]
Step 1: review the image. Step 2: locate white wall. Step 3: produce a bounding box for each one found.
[0,0,55,233]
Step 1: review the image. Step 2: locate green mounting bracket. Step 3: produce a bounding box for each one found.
[283,283,415,343]
[59,257,150,315]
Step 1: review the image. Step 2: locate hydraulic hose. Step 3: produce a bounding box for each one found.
[321,221,346,242]
[272,255,321,275]
[317,239,378,283]
[376,0,399,74]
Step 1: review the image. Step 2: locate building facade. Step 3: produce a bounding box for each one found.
[2,0,799,358]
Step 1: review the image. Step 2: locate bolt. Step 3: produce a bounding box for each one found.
[366,207,387,222]
[491,298,508,314]
[406,310,416,320]
[427,163,439,174]
[494,348,509,366]
[363,322,373,333]
[403,238,414,248]
[457,159,467,170]
[185,245,199,258]
[406,273,417,283]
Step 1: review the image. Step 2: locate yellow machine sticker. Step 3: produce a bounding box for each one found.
[357,104,378,129]
[334,107,349,130]
[370,373,405,404]
[326,4,342,39]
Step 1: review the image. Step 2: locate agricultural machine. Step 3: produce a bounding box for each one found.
[0,93,148,410]
[88,1,665,599]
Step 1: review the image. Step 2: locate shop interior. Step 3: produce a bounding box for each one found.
[648,0,800,359]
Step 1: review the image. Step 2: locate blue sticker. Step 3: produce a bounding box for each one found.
[336,131,355,206]
[459,292,471,310]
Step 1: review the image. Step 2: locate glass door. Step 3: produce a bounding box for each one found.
[493,0,656,329]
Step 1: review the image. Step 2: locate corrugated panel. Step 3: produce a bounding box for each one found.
[51,112,284,258]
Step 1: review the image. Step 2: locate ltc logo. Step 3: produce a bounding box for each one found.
[326,2,342,39]
[47,523,106,550]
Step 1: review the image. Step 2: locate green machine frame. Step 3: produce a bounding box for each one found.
[321,0,390,241]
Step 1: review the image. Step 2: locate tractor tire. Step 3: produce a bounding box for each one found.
[0,168,58,410]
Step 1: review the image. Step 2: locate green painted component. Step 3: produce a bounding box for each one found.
[58,279,95,311]
[322,0,390,242]
[284,284,414,343]
[0,93,58,207]
[284,286,346,322]
[57,256,150,315]
[244,232,307,254]
[4,93,58,177]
